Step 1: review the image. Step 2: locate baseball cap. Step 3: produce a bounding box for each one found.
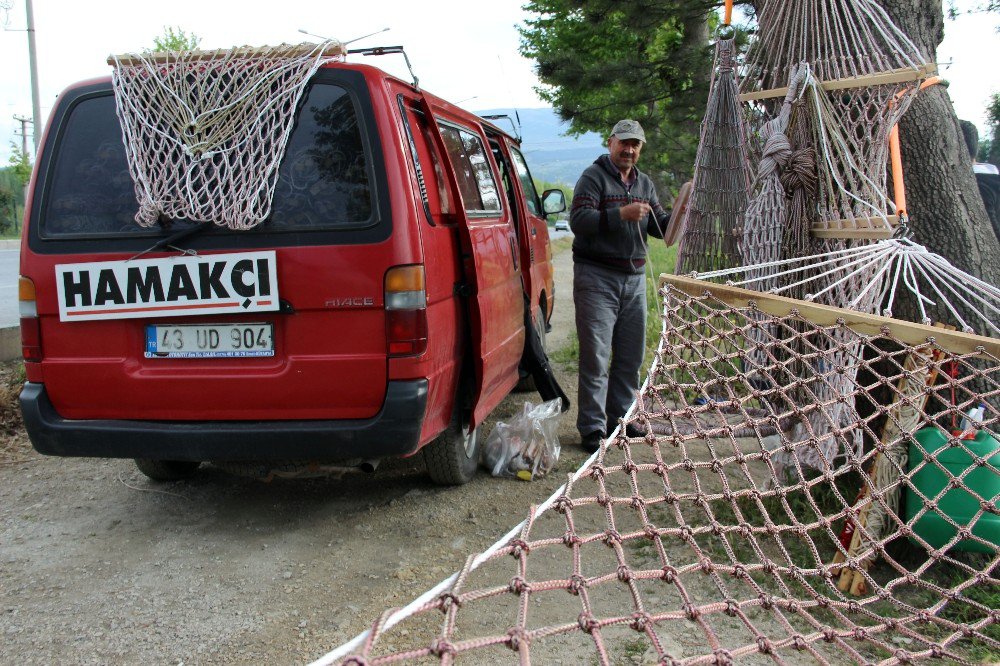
[611,119,645,143]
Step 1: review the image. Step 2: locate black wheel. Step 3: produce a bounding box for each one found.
[134,459,201,481]
[422,400,480,485]
[515,305,547,392]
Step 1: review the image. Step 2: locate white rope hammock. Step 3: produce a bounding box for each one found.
[694,238,1000,337]
[109,41,345,230]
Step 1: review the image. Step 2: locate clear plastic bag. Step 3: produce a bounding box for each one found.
[482,398,562,480]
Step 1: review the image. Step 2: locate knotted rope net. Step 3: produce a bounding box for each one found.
[109,41,345,229]
[318,270,999,665]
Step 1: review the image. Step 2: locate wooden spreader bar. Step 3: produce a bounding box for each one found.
[811,215,899,240]
[661,274,1000,359]
[108,42,347,67]
[739,63,938,103]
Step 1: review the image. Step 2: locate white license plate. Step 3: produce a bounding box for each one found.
[145,323,274,358]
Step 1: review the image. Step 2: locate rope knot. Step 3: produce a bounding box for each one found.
[757,132,792,178]
[578,611,600,634]
[603,529,622,547]
[429,639,456,658]
[438,592,461,611]
[563,530,582,547]
[567,574,587,595]
[506,627,529,652]
[554,495,574,514]
[509,539,530,558]
[779,145,818,198]
[630,611,651,631]
[508,576,530,595]
[713,648,734,665]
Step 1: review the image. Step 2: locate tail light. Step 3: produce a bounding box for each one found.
[19,276,42,363]
[384,265,427,356]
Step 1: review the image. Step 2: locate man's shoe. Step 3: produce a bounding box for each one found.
[580,430,604,453]
[624,423,646,438]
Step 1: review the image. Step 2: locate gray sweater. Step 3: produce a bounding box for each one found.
[570,154,668,273]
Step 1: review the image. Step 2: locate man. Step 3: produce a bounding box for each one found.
[570,119,669,453]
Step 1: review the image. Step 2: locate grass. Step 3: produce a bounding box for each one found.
[548,238,677,373]
[643,240,678,367]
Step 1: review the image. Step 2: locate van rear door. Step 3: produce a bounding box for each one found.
[23,69,396,423]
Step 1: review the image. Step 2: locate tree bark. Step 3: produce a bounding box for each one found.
[877,0,1000,321]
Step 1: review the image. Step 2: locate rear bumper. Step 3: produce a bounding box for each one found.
[20,380,427,461]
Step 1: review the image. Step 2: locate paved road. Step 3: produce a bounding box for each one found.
[0,249,18,328]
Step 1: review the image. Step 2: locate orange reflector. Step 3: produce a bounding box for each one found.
[385,265,425,293]
[18,276,35,302]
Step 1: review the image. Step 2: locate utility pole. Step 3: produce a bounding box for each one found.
[13,115,32,156]
[25,0,41,153]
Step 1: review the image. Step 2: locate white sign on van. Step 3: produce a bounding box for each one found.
[55,251,280,322]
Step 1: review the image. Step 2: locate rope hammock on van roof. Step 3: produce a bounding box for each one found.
[109,41,344,230]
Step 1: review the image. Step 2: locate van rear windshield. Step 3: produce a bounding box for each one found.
[43,83,374,238]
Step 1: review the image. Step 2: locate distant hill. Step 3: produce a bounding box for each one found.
[476,107,605,188]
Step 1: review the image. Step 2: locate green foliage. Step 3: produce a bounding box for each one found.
[0,185,16,236]
[534,178,572,211]
[8,142,31,187]
[519,0,727,194]
[987,93,1000,166]
[644,239,677,365]
[150,26,201,52]
[947,0,1000,18]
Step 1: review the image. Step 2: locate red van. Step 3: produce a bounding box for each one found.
[18,55,566,485]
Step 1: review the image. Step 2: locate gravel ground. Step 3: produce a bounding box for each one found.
[0,241,602,665]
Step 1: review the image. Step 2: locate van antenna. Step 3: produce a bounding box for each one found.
[298,27,390,46]
[497,55,523,139]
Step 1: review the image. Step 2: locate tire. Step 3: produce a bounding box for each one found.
[423,400,480,485]
[515,305,547,392]
[134,459,201,482]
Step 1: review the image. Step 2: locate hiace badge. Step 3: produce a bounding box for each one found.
[55,251,280,322]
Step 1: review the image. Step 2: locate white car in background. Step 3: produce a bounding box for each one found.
[554,220,570,232]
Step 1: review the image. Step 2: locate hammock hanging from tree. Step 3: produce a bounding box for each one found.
[674,36,752,275]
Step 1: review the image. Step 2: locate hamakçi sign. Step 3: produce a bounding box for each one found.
[56,251,280,322]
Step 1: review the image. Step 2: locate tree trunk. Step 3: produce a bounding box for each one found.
[877,0,1000,320]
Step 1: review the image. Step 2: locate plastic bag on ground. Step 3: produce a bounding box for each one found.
[482,398,562,480]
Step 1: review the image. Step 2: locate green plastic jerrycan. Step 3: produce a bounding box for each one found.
[904,426,1000,554]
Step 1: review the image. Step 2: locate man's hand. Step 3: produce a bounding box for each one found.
[619,202,651,222]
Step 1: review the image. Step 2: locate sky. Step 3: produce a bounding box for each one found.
[0,0,997,162]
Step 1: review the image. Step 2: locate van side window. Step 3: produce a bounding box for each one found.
[398,97,452,224]
[43,83,373,238]
[438,125,501,215]
[509,147,541,217]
